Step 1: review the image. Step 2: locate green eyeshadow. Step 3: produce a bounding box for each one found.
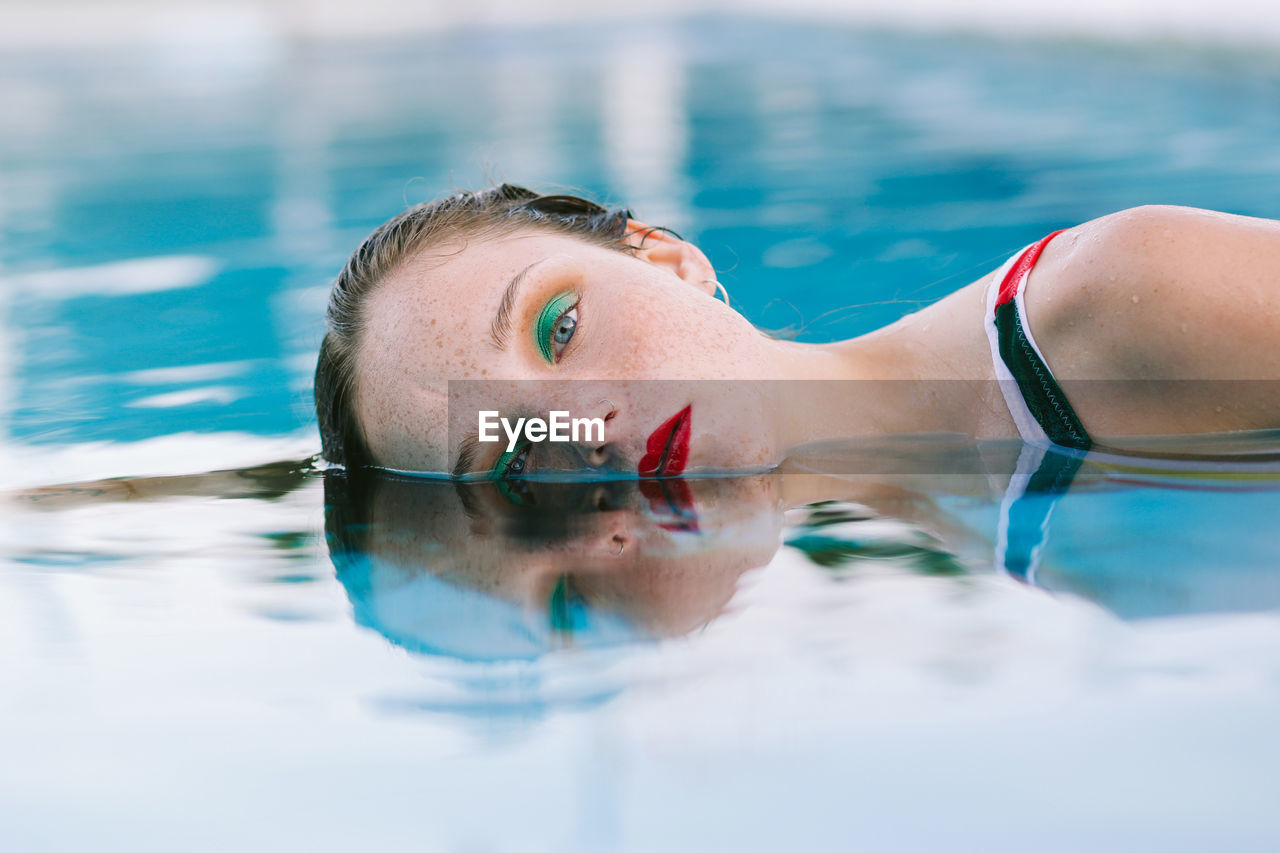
[491,444,521,479]
[534,291,578,363]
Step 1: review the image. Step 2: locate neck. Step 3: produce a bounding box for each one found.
[758,292,993,451]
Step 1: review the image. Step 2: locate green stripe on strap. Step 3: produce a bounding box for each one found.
[995,300,1092,451]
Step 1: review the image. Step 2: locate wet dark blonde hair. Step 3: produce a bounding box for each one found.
[314,184,634,468]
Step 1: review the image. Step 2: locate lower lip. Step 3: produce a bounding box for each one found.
[640,478,699,533]
[638,405,691,477]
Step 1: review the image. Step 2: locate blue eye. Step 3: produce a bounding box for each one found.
[503,445,529,477]
[491,440,530,478]
[535,292,579,363]
[550,306,578,358]
[493,441,534,506]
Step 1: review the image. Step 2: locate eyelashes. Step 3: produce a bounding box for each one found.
[533,290,579,364]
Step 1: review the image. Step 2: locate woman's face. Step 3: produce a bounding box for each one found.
[356,473,784,645]
[356,225,788,475]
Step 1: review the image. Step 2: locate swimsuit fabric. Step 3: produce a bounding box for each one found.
[984,231,1090,582]
[984,230,1093,451]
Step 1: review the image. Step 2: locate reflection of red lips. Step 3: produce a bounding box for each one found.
[638,406,697,531]
[638,405,691,477]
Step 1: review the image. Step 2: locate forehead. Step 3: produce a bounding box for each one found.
[354,230,606,472]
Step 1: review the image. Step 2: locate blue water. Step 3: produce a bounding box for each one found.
[3,16,1280,851]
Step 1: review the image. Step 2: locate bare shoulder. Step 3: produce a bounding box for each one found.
[1029,205,1280,381]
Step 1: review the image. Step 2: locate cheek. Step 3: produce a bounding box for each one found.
[697,395,781,468]
[600,290,765,379]
[361,386,452,472]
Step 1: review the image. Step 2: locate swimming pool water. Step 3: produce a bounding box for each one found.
[2,15,1280,851]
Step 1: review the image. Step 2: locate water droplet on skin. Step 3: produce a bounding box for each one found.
[1109,274,1117,282]
[1131,294,1140,304]
[1215,405,1224,413]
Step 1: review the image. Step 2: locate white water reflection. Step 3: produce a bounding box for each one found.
[602,35,693,232]
[0,432,316,488]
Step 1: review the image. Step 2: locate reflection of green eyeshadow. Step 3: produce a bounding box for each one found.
[534,291,578,363]
[549,574,587,634]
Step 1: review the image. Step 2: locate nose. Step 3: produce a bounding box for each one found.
[586,443,621,471]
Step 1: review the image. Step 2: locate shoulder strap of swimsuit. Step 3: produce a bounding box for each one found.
[983,230,1093,451]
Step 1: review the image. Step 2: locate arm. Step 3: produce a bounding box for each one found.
[1026,205,1280,438]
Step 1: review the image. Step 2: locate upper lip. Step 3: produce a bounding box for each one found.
[638,405,691,477]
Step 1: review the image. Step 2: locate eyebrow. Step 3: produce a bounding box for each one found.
[455,259,547,477]
[489,259,546,350]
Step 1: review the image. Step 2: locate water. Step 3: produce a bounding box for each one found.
[3,15,1280,851]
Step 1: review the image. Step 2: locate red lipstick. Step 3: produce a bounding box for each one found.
[638,405,691,477]
[638,405,697,531]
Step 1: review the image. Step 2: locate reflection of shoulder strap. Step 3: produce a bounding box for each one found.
[984,231,1093,451]
[996,443,1085,584]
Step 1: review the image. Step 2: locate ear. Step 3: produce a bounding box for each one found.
[623,220,718,296]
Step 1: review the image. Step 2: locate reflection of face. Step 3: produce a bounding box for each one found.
[358,474,783,641]
[356,229,788,474]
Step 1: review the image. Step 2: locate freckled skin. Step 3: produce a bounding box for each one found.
[357,226,793,473]
[354,206,1280,474]
[357,217,1039,475]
